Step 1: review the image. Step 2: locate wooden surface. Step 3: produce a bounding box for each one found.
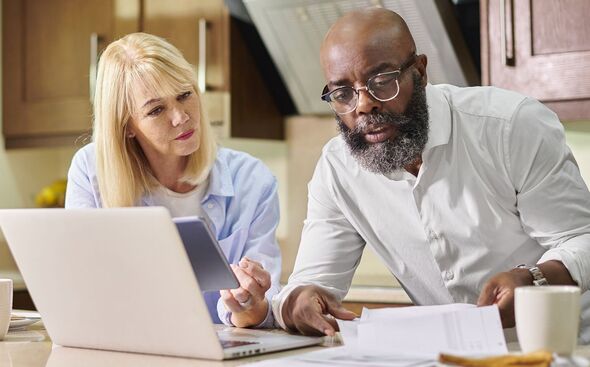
[2,0,136,147]
[480,0,590,121]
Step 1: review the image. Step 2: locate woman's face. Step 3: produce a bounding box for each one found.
[127,86,201,164]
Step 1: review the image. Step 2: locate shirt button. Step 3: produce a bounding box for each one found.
[443,270,454,281]
[427,229,439,242]
[207,203,214,209]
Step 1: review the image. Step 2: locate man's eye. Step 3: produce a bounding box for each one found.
[178,91,192,101]
[371,75,396,89]
[332,88,354,102]
[147,106,163,116]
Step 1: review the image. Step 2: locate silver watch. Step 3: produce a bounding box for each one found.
[515,264,548,286]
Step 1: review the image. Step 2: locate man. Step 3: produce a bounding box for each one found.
[272,8,590,341]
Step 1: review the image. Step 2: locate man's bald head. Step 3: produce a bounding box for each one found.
[320,8,416,71]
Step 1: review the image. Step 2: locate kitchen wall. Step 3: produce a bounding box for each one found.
[2,2,590,288]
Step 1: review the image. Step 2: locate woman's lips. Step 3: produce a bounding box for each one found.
[364,125,395,144]
[175,129,195,140]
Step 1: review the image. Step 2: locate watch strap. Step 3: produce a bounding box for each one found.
[515,264,549,286]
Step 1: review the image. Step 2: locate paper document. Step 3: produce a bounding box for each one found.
[244,304,508,367]
[338,303,507,359]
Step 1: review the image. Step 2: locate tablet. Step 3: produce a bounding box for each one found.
[173,216,240,292]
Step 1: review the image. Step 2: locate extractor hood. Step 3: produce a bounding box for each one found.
[243,0,478,115]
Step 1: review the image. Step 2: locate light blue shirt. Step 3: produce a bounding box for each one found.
[65,143,281,328]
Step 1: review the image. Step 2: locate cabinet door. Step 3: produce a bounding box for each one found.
[481,0,590,121]
[142,0,284,140]
[2,0,138,148]
[142,0,228,92]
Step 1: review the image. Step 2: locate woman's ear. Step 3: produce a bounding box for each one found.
[125,123,137,138]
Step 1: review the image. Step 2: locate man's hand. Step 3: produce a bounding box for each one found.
[220,257,271,328]
[282,285,357,336]
[477,269,533,328]
[477,260,577,328]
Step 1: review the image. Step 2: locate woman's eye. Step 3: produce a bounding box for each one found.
[147,106,163,116]
[178,91,192,101]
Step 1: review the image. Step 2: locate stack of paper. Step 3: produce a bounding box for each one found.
[338,303,507,359]
[245,304,508,366]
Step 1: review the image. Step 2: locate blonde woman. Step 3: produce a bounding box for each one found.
[65,33,280,328]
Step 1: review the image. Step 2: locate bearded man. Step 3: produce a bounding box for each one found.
[272,7,590,343]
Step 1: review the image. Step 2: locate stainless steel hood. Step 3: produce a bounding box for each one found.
[243,0,478,115]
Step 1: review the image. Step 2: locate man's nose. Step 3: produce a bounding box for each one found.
[355,88,381,115]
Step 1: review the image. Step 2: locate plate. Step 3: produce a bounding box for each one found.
[9,317,39,330]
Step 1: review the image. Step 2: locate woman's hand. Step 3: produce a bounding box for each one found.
[220,257,271,328]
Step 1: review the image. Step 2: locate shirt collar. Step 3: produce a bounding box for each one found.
[203,150,234,199]
[141,150,234,206]
[384,84,451,181]
[423,83,451,152]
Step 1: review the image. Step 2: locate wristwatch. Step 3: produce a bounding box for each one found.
[515,264,549,286]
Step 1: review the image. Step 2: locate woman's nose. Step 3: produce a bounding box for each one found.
[171,107,189,127]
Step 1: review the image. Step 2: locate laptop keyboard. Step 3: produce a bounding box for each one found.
[220,339,260,349]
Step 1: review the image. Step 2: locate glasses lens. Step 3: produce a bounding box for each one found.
[368,72,400,101]
[328,87,357,114]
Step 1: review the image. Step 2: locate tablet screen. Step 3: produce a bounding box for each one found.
[174,216,240,292]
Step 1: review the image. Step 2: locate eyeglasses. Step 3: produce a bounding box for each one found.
[320,53,417,115]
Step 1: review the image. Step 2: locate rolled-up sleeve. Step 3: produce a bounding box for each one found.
[507,98,590,291]
[272,152,365,330]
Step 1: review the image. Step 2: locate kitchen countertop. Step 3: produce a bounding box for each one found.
[344,285,412,304]
[2,319,590,366]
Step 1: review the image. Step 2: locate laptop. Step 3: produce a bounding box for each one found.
[0,207,322,360]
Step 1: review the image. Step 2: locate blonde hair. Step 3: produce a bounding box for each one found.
[93,32,217,207]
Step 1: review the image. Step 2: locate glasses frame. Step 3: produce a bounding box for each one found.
[321,53,418,115]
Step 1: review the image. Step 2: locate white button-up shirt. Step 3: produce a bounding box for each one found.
[273,84,590,342]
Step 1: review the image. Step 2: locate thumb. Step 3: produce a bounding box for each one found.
[326,301,357,320]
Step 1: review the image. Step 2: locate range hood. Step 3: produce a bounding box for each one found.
[243,0,478,115]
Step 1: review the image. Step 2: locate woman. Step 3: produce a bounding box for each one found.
[65,32,280,328]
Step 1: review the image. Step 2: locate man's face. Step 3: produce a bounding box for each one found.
[321,32,429,174]
[336,73,429,174]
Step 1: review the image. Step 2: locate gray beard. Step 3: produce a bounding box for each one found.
[337,73,430,175]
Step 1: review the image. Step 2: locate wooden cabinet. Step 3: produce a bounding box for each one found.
[2,0,138,148]
[141,0,283,139]
[480,0,590,121]
[2,0,283,148]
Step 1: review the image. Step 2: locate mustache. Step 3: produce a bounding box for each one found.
[339,110,412,136]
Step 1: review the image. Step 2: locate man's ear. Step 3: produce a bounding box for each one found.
[416,54,428,87]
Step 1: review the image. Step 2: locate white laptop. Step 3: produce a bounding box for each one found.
[0,207,321,360]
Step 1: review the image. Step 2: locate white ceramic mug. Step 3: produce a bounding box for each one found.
[0,279,13,340]
[515,285,581,355]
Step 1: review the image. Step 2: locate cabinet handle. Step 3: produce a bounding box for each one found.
[198,18,208,93]
[500,0,515,66]
[89,33,100,102]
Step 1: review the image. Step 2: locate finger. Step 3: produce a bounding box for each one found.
[477,281,498,306]
[326,303,357,320]
[238,260,270,287]
[241,265,271,290]
[232,266,265,300]
[240,257,263,269]
[294,311,337,336]
[220,289,246,313]
[229,285,251,304]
